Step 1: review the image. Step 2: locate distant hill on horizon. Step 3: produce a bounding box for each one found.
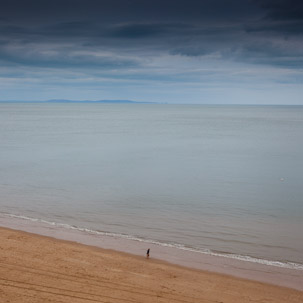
[47,99,155,104]
[0,99,157,104]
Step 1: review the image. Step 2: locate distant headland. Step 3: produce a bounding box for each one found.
[0,99,159,104]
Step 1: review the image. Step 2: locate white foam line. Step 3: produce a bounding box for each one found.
[2,213,303,271]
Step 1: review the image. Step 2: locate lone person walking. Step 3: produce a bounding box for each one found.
[146,248,150,258]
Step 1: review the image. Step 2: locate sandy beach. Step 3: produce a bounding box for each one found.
[0,227,302,303]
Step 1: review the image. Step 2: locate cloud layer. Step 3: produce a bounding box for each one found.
[0,0,302,103]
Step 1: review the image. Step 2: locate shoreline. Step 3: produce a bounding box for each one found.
[1,226,302,303]
[4,213,303,271]
[0,214,302,291]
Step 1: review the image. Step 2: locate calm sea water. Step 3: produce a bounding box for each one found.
[1,103,302,265]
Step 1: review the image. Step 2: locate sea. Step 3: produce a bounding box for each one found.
[0,103,303,276]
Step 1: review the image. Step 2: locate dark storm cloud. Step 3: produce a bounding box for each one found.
[1,0,301,28]
[44,22,174,39]
[245,21,303,35]
[0,0,255,23]
[257,0,303,21]
[109,23,168,39]
[0,0,302,70]
[0,46,139,69]
[44,22,98,36]
[247,0,303,36]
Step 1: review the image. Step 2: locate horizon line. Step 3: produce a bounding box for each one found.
[0,100,302,106]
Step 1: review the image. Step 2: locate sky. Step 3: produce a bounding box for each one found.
[0,0,302,104]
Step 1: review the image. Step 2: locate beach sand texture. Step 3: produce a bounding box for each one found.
[0,227,302,303]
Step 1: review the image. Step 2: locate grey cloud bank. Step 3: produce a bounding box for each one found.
[0,0,302,104]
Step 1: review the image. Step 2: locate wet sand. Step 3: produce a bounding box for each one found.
[1,214,303,291]
[0,227,302,303]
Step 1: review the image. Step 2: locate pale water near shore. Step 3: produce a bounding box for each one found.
[0,103,303,268]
